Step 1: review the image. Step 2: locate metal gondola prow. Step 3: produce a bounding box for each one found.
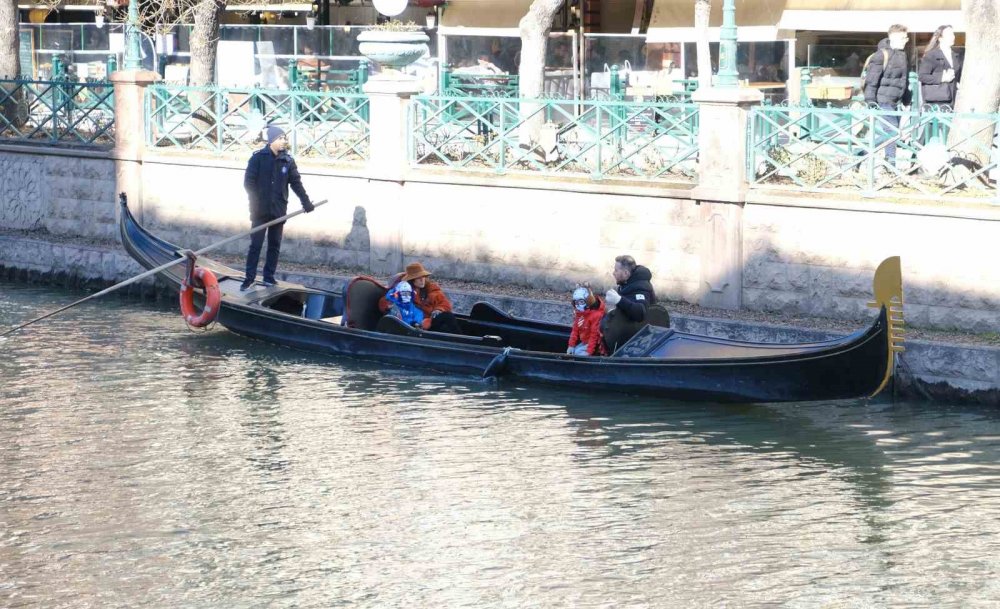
[867,256,905,397]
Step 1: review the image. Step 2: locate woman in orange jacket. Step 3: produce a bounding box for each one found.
[398,262,462,334]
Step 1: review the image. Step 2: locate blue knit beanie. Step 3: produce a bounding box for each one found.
[265,125,286,145]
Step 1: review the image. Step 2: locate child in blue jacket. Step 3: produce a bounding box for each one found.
[385,281,425,328]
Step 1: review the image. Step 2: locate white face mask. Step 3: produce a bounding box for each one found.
[400,292,412,304]
[574,302,586,312]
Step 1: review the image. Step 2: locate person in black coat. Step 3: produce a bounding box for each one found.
[862,24,911,166]
[241,126,313,290]
[601,255,658,351]
[918,25,961,107]
[604,254,656,321]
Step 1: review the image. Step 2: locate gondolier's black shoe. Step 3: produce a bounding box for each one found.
[240,280,254,291]
[262,278,277,287]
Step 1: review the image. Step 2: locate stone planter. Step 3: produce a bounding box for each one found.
[357,30,430,70]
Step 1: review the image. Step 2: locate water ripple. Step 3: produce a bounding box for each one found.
[2,282,1000,608]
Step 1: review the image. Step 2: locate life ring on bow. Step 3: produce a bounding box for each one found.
[179,267,221,327]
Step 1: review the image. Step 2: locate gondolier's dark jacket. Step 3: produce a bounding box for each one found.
[244,147,312,220]
[616,265,657,322]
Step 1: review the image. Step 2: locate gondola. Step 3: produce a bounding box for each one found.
[119,199,904,403]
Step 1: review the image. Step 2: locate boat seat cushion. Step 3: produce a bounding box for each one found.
[344,276,387,331]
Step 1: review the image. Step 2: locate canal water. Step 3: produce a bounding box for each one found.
[2,281,999,608]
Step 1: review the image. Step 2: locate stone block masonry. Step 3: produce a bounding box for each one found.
[0,147,117,242]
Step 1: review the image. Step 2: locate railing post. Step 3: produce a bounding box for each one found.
[358,59,370,87]
[363,78,421,183]
[610,64,621,101]
[691,86,763,203]
[440,64,451,95]
[110,68,161,224]
[289,87,297,155]
[594,104,603,179]
[497,99,506,173]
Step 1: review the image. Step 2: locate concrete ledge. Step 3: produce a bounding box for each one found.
[141,150,698,200]
[2,234,994,405]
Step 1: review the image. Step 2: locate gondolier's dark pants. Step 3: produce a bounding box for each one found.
[245,215,285,284]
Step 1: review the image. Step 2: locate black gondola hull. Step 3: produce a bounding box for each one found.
[119,201,893,403]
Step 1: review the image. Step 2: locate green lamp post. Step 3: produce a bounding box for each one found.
[124,0,142,70]
[716,0,739,88]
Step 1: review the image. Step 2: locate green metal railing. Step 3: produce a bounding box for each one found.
[0,78,114,147]
[410,95,699,181]
[145,84,369,162]
[288,59,369,92]
[440,65,519,98]
[748,104,1000,204]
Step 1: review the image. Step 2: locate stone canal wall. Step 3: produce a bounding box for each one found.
[1,143,998,337]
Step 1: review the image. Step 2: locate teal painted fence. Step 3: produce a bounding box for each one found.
[0,78,114,147]
[145,84,369,162]
[410,95,699,182]
[748,104,1000,205]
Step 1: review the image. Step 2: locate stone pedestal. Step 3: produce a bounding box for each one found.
[696,200,743,310]
[110,70,159,225]
[690,86,762,204]
[363,76,423,182]
[362,76,422,275]
[689,86,761,309]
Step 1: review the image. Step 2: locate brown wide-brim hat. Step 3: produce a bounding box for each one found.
[402,262,432,282]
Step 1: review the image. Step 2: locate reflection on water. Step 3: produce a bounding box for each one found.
[2,281,1000,608]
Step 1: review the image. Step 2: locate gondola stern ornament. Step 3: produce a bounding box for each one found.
[867,256,904,397]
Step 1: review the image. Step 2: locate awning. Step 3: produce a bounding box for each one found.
[646,0,791,43]
[780,0,963,32]
[781,0,965,32]
[439,0,534,37]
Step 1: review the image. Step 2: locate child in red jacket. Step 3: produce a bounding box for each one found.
[567,285,606,356]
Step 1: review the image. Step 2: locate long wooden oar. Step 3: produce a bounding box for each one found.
[0,199,329,338]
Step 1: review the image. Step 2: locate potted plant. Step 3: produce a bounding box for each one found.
[357,21,429,71]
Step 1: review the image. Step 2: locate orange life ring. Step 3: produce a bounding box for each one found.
[179,267,221,327]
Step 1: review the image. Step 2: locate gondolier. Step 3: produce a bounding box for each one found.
[241,126,314,291]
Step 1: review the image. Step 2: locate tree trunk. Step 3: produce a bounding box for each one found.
[0,0,18,79]
[188,0,225,137]
[694,0,712,90]
[189,0,225,86]
[517,0,564,148]
[0,0,24,129]
[948,0,1000,166]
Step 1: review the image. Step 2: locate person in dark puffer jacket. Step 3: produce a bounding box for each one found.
[604,255,656,323]
[241,125,314,291]
[918,25,962,107]
[862,25,911,167]
[601,254,658,351]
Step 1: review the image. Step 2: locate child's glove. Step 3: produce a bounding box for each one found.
[605,289,621,306]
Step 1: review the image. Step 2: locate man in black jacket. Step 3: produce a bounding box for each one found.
[241,126,314,290]
[601,255,658,351]
[604,254,656,321]
[862,24,910,168]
